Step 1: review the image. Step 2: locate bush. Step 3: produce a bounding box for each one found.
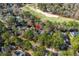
[33,46,46,56]
[23,29,34,40]
[60,49,75,56]
[70,35,79,51]
[23,40,32,50]
[50,31,64,49]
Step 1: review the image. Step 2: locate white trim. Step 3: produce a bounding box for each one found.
[0,0,79,3]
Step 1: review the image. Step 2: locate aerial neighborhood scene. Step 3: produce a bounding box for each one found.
[0,3,79,56]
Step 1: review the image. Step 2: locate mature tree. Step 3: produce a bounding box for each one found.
[50,31,64,49]
[70,35,79,51]
[37,32,51,46]
[1,31,10,46]
[0,21,6,34]
[23,29,34,40]
[23,40,32,50]
[10,36,23,45]
[60,49,75,56]
[0,51,11,56]
[6,16,15,27]
[33,46,46,56]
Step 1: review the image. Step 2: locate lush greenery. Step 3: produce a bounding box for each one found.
[0,4,79,56]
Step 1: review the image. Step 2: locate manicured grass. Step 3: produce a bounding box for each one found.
[22,6,79,23]
[21,6,79,30]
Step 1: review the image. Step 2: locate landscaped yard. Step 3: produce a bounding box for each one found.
[0,4,79,56]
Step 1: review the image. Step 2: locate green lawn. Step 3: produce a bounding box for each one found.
[21,5,79,23]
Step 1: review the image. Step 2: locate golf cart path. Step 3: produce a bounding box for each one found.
[28,7,79,23]
[29,7,59,18]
